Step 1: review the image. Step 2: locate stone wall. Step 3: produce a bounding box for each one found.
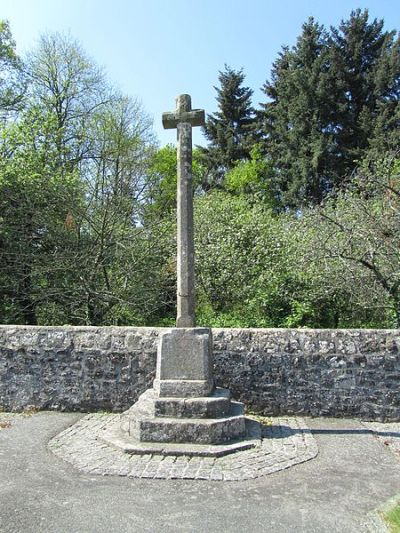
[0,326,398,421]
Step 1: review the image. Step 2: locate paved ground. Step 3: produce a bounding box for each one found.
[0,412,399,533]
[48,414,318,480]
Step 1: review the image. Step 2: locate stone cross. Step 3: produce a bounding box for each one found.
[162,95,205,328]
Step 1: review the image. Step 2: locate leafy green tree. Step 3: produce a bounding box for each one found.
[74,95,162,325]
[0,31,109,324]
[199,65,257,190]
[194,185,397,329]
[144,144,206,219]
[24,32,108,175]
[194,192,308,327]
[225,144,274,205]
[0,20,24,114]
[302,155,400,327]
[0,31,167,326]
[0,109,83,324]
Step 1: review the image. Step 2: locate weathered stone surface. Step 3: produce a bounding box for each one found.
[162,94,205,327]
[0,326,399,421]
[49,413,318,480]
[128,388,231,419]
[101,415,259,457]
[125,408,246,445]
[119,385,245,445]
[154,327,213,397]
[154,389,231,418]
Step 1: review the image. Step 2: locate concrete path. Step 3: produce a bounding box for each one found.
[0,412,399,533]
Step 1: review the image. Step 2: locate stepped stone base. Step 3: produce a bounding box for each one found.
[50,413,319,479]
[120,388,247,445]
[103,327,258,456]
[101,416,261,458]
[124,388,232,420]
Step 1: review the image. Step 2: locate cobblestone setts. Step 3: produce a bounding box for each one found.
[48,415,318,481]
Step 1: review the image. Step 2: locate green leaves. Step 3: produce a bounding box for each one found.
[0,28,160,326]
[199,65,257,190]
[0,19,23,113]
[194,192,301,327]
[260,9,400,209]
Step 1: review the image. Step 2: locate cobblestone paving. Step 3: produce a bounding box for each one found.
[48,414,318,481]
[362,421,400,460]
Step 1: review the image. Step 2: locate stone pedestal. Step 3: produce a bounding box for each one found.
[102,328,259,456]
[154,328,213,397]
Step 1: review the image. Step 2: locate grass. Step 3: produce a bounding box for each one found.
[383,504,400,532]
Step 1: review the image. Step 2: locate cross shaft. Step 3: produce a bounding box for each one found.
[162,94,205,327]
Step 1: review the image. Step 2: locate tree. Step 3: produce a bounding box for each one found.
[0,20,24,115]
[224,144,274,205]
[0,31,166,326]
[143,144,206,219]
[306,155,400,327]
[261,18,342,208]
[0,109,83,324]
[0,31,108,324]
[260,10,400,209]
[24,32,108,175]
[74,94,162,325]
[194,192,308,327]
[330,9,400,170]
[199,65,256,189]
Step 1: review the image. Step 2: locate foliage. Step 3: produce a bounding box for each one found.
[330,10,400,165]
[0,20,24,114]
[195,192,312,327]
[383,504,400,532]
[224,144,274,205]
[302,155,400,327]
[199,65,257,190]
[0,30,168,326]
[0,17,399,329]
[144,144,205,218]
[261,18,337,207]
[260,10,400,209]
[0,108,83,324]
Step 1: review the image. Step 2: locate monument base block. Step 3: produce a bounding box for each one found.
[155,327,213,397]
[100,416,261,458]
[120,388,246,444]
[103,327,260,456]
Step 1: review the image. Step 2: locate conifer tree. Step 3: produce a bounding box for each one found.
[330,9,400,166]
[260,19,337,207]
[261,10,400,209]
[199,65,256,189]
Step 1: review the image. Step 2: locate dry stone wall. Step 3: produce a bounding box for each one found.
[0,326,398,421]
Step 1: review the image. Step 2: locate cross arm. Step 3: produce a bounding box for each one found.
[162,109,205,130]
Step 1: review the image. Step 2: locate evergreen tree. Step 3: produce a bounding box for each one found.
[261,10,400,209]
[199,65,256,189]
[330,9,400,166]
[260,19,337,207]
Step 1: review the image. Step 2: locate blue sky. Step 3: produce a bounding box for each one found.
[2,0,399,146]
